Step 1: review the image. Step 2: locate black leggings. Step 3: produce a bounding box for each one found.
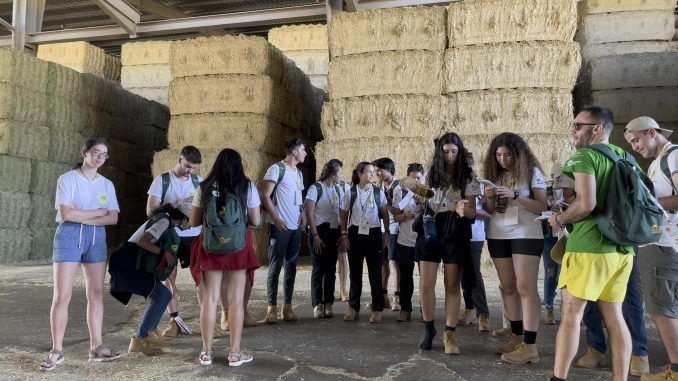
[310,223,340,306]
[347,226,383,312]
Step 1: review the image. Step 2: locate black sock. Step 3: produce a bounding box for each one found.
[445,325,456,332]
[170,312,179,318]
[419,320,436,350]
[550,376,566,381]
[510,320,523,336]
[394,291,400,297]
[523,330,537,344]
[671,363,678,372]
[383,289,388,295]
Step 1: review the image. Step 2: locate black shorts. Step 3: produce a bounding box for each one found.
[487,238,544,259]
[177,236,196,268]
[415,235,469,265]
[387,233,398,261]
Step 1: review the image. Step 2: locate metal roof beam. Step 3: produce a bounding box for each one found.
[0,17,14,32]
[93,0,141,36]
[12,0,27,49]
[356,0,455,9]
[126,0,186,19]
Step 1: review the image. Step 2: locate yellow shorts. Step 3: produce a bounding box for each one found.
[557,251,633,302]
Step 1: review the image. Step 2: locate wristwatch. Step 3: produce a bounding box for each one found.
[513,190,519,200]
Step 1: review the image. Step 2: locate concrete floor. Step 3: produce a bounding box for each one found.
[0,258,668,381]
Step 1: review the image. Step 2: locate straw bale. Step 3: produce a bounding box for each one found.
[121,41,172,66]
[581,41,678,60]
[0,191,31,228]
[37,41,120,81]
[47,97,97,132]
[29,227,56,261]
[0,155,31,193]
[0,47,49,93]
[126,87,168,106]
[103,54,122,82]
[447,89,573,135]
[152,148,275,180]
[309,75,327,92]
[281,57,312,99]
[29,194,56,228]
[447,0,577,46]
[0,84,49,125]
[30,161,70,196]
[282,50,328,76]
[49,131,83,164]
[329,51,443,98]
[579,0,675,14]
[46,62,83,100]
[121,65,171,88]
[321,95,447,140]
[0,119,50,160]
[268,24,328,52]
[170,36,284,80]
[591,87,678,123]
[589,52,678,90]
[328,7,446,57]
[0,229,31,263]
[576,10,675,44]
[444,41,581,93]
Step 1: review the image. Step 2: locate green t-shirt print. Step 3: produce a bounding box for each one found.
[561,144,634,255]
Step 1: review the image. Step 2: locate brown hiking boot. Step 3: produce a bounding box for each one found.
[161,318,178,337]
[264,306,278,324]
[397,310,411,322]
[324,304,334,318]
[282,304,298,321]
[220,309,229,331]
[313,305,325,319]
[459,309,477,326]
[576,347,604,369]
[545,309,556,325]
[243,310,258,327]
[344,307,358,321]
[369,311,382,323]
[478,315,489,332]
[641,365,676,381]
[491,326,512,338]
[147,331,170,346]
[496,333,523,354]
[630,355,649,377]
[501,342,539,364]
[444,331,460,355]
[129,337,162,356]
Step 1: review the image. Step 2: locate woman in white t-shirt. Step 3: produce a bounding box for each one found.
[188,148,261,368]
[482,132,548,364]
[305,160,346,318]
[41,138,121,371]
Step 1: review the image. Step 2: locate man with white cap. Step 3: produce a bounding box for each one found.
[624,116,678,381]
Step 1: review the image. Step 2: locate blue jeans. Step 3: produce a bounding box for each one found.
[582,256,648,356]
[267,224,302,305]
[541,236,560,310]
[136,281,172,339]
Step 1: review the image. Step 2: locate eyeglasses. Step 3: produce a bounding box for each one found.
[89,149,109,160]
[572,122,599,131]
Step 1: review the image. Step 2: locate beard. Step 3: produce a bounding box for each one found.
[574,128,594,149]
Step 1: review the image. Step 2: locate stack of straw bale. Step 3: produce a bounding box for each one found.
[154,35,322,263]
[37,41,121,82]
[268,24,330,92]
[574,0,678,162]
[121,41,172,106]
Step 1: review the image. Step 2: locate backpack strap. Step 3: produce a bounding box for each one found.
[270,162,286,202]
[160,172,170,205]
[589,143,638,167]
[373,184,382,208]
[349,186,358,214]
[314,182,323,202]
[190,173,200,189]
[660,144,678,194]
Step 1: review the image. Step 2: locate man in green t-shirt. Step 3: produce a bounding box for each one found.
[546,106,633,381]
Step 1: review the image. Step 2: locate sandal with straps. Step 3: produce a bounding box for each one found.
[199,350,213,366]
[228,351,253,367]
[88,344,123,363]
[40,349,64,371]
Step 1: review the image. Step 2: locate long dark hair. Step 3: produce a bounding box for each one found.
[152,203,185,221]
[318,159,342,183]
[351,161,371,186]
[427,132,472,190]
[483,132,542,186]
[74,137,108,169]
[199,149,249,214]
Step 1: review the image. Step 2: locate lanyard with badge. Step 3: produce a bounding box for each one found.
[294,169,303,206]
[358,187,374,235]
[439,186,461,212]
[326,183,339,229]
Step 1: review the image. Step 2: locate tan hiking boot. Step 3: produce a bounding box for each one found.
[161,318,178,337]
[282,304,298,321]
[397,310,411,322]
[576,347,604,369]
[478,315,489,332]
[496,333,523,354]
[220,309,229,331]
[392,295,401,311]
[313,305,325,319]
[630,355,650,376]
[492,326,512,338]
[147,331,170,346]
[369,311,382,323]
[444,330,460,355]
[243,310,258,327]
[340,289,349,302]
[459,309,477,326]
[545,309,556,325]
[501,342,539,364]
[383,295,391,309]
[264,306,278,324]
[641,365,676,381]
[344,307,358,321]
[324,304,334,318]
[129,337,162,356]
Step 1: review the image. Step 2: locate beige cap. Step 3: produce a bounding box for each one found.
[625,116,673,138]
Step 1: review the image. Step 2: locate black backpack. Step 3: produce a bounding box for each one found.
[160,172,199,204]
[136,213,179,281]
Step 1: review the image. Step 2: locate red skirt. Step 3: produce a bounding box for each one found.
[190,228,260,287]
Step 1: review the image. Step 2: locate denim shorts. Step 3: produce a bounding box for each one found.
[52,222,107,263]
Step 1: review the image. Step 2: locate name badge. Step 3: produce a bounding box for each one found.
[294,190,303,206]
[358,217,370,235]
[98,193,108,205]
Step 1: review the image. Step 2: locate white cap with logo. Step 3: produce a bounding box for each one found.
[624,116,673,138]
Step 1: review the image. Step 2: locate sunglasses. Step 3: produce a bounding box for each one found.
[572,122,599,131]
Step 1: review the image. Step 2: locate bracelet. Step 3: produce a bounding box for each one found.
[555,214,565,229]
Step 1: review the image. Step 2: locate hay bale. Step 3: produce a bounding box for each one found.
[0,155,31,193]
[153,148,276,180]
[281,50,328,76]
[47,97,97,132]
[447,89,573,135]
[37,41,120,81]
[589,52,678,90]
[581,40,678,60]
[121,65,171,88]
[309,75,327,92]
[29,194,56,228]
[321,95,447,141]
[579,0,675,14]
[329,50,443,98]
[30,161,70,196]
[268,24,328,51]
[0,47,49,93]
[126,87,168,106]
[0,84,49,125]
[0,191,31,228]
[328,7,446,57]
[170,35,285,80]
[0,119,50,160]
[444,41,581,93]
[49,131,83,164]
[121,40,172,66]
[447,0,577,46]
[46,62,83,100]
[0,228,31,263]
[29,227,56,261]
[591,87,678,123]
[576,10,675,44]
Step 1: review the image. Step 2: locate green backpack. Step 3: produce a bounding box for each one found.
[348,184,382,216]
[136,213,179,281]
[311,181,343,203]
[202,183,247,255]
[589,144,663,246]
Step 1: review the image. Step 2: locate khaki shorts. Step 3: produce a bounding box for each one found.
[558,251,633,302]
[637,245,678,318]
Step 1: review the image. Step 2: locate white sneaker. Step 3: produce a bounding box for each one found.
[174,316,192,335]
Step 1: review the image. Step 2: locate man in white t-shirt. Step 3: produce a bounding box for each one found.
[624,116,678,381]
[261,138,307,323]
[146,145,205,336]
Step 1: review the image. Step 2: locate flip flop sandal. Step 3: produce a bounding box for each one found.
[228,351,253,367]
[88,344,123,363]
[199,350,213,366]
[40,349,64,371]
